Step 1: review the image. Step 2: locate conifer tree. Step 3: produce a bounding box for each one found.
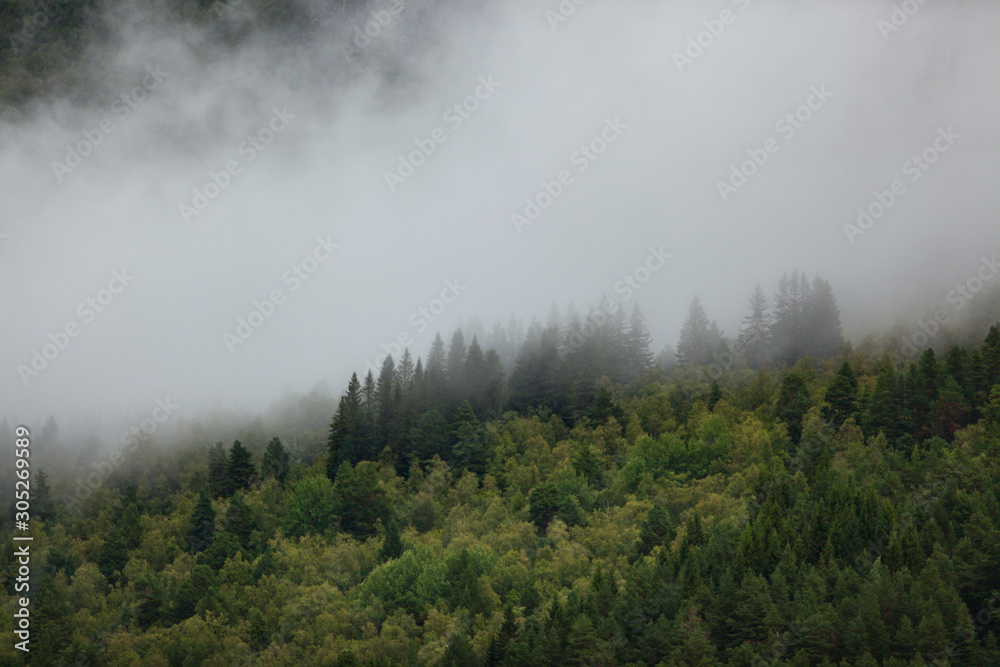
[776,373,812,444]
[260,436,290,483]
[398,348,415,392]
[207,442,229,497]
[625,303,656,380]
[227,440,255,492]
[823,362,858,428]
[739,283,772,367]
[189,490,216,554]
[677,296,714,366]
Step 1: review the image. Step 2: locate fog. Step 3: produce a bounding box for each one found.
[2,0,999,436]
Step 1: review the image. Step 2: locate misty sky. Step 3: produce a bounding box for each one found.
[2,0,999,430]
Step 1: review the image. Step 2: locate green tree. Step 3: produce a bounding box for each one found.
[677,296,716,366]
[822,361,858,428]
[776,373,812,444]
[333,461,389,538]
[223,492,256,549]
[189,490,216,554]
[207,441,229,497]
[97,530,129,582]
[227,440,255,492]
[259,436,290,483]
[379,516,403,562]
[283,475,337,537]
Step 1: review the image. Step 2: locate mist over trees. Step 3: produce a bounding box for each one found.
[3,0,1000,664]
[676,271,845,370]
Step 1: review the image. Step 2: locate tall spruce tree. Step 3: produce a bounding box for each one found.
[188,490,216,554]
[677,296,714,366]
[227,441,255,493]
[625,303,655,381]
[739,283,772,367]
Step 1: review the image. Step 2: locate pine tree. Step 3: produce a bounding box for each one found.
[376,355,398,452]
[677,296,714,366]
[333,461,389,538]
[224,492,255,550]
[739,283,772,367]
[260,436,290,483]
[776,373,812,444]
[398,348,415,392]
[446,329,467,393]
[98,529,129,581]
[823,362,858,428]
[708,380,723,410]
[379,516,403,562]
[425,333,448,405]
[227,440,255,492]
[804,277,844,359]
[771,271,812,365]
[465,336,487,411]
[625,303,656,380]
[34,469,54,521]
[328,372,366,477]
[207,442,229,497]
[189,490,216,553]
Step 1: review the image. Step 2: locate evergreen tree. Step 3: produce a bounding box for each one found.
[227,440,255,492]
[739,283,772,367]
[328,372,367,477]
[34,469,54,521]
[333,461,389,538]
[408,409,450,461]
[376,355,398,452]
[189,490,216,554]
[804,277,844,359]
[823,362,858,428]
[425,333,448,406]
[223,492,255,550]
[97,529,129,582]
[207,442,229,497]
[775,373,812,444]
[676,296,715,366]
[260,436,290,484]
[625,303,656,381]
[771,270,812,365]
[398,347,415,392]
[446,329,467,394]
[708,380,723,410]
[379,516,403,562]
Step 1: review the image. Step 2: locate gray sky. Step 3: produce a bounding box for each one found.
[2,0,999,431]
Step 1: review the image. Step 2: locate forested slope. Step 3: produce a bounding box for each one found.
[3,302,1000,665]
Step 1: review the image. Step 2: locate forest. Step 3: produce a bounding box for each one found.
[3,275,1000,666]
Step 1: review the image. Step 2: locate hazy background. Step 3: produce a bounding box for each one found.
[2,0,999,436]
